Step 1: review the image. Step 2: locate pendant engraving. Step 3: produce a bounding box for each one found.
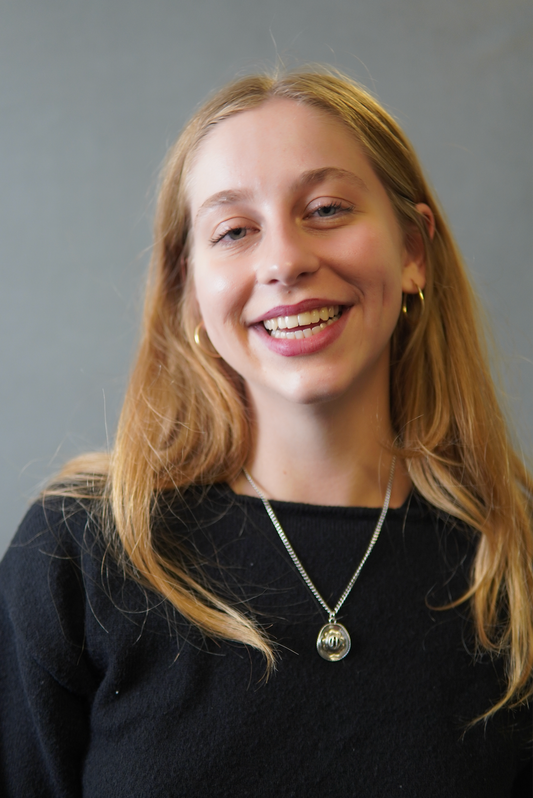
[316,622,351,661]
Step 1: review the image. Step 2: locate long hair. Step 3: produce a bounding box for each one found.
[50,69,533,715]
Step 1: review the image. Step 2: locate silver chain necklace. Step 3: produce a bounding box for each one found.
[244,458,396,662]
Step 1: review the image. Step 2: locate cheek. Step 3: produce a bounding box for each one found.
[193,259,249,338]
[336,225,405,294]
[195,271,226,308]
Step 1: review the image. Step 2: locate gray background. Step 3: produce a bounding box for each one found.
[1,0,531,556]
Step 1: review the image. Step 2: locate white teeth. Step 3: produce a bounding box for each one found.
[297,311,312,326]
[263,305,339,334]
[286,314,298,329]
[267,306,341,339]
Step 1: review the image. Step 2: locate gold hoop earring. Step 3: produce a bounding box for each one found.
[194,322,222,358]
[416,284,425,311]
[401,285,425,317]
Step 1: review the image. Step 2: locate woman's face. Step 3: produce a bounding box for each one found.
[188,98,426,410]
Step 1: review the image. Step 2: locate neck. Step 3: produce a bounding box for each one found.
[231,378,411,509]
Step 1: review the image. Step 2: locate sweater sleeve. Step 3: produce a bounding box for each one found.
[0,502,98,798]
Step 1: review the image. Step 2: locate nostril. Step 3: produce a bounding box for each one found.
[257,258,320,286]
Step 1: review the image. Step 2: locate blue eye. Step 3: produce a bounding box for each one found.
[316,202,343,217]
[226,227,246,240]
[211,226,248,245]
[317,202,341,216]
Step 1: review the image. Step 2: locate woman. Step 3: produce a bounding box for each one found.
[1,70,531,796]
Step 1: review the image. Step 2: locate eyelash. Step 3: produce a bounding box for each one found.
[210,226,248,245]
[311,200,350,217]
[210,200,354,245]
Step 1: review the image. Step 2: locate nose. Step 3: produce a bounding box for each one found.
[255,223,320,287]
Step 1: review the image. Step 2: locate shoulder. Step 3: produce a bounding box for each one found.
[0,497,105,677]
[1,496,103,592]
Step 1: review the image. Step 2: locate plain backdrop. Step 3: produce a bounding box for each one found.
[1,0,531,556]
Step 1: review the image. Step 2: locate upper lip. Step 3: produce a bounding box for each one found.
[248,298,348,325]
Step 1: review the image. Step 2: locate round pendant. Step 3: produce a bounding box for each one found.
[316,622,351,661]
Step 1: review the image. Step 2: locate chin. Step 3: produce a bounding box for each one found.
[277,374,357,407]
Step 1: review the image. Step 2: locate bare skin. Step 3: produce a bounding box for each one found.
[231,347,409,508]
[189,98,433,508]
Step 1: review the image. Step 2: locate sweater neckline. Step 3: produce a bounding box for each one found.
[214,482,428,520]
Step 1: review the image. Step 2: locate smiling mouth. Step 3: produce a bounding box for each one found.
[263,305,342,339]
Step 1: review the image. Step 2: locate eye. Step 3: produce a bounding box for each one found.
[210,223,255,245]
[306,199,355,221]
[315,201,344,217]
[223,227,246,241]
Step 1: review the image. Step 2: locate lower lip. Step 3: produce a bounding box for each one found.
[251,310,350,357]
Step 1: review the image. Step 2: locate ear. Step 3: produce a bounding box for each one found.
[401,203,435,294]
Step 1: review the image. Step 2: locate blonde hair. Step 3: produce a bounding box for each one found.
[50,69,533,716]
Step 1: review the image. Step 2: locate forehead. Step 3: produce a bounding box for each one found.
[187,98,380,213]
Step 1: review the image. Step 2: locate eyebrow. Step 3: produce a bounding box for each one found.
[295,167,369,193]
[195,189,254,222]
[194,167,369,223]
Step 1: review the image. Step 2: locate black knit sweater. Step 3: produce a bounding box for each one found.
[0,487,531,797]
